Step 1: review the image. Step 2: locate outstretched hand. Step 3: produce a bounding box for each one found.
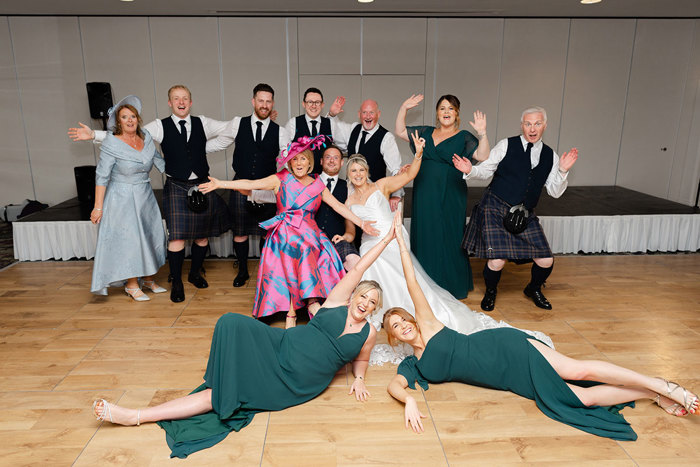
[410,130,426,157]
[349,378,371,402]
[393,206,406,247]
[402,94,424,110]
[559,148,578,173]
[452,155,472,175]
[469,110,487,135]
[329,96,346,117]
[405,397,426,433]
[68,122,95,141]
[361,220,380,237]
[198,176,221,194]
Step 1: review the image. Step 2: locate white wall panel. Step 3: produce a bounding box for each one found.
[298,18,360,75]
[617,19,695,198]
[559,19,635,186]
[497,19,570,146]
[363,18,427,75]
[219,18,294,179]
[10,17,89,204]
[150,17,224,185]
[668,19,700,205]
[0,17,33,207]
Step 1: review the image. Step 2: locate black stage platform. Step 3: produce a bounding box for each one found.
[16,186,699,223]
[12,186,700,261]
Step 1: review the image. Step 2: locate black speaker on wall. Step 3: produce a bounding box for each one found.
[86,82,113,130]
[74,165,96,205]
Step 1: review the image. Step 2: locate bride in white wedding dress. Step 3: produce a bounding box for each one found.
[346,132,552,364]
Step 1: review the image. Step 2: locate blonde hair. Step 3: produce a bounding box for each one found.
[168,84,192,100]
[347,154,371,184]
[350,280,383,312]
[286,149,314,174]
[382,308,416,347]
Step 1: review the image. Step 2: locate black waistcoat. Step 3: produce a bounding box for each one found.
[232,116,279,180]
[160,116,209,180]
[489,136,554,209]
[294,115,332,175]
[347,125,388,182]
[315,177,348,238]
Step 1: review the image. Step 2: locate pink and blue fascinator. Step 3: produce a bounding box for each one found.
[277,134,328,166]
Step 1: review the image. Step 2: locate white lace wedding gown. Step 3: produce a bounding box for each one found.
[350,190,553,365]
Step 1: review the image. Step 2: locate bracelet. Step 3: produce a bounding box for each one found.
[478,133,486,137]
[414,153,423,160]
[93,207,102,211]
[356,375,364,380]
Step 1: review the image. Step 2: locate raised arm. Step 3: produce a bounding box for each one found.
[322,213,397,308]
[380,131,425,195]
[321,189,379,237]
[387,374,426,433]
[393,212,444,335]
[395,94,424,142]
[469,110,490,162]
[199,174,280,194]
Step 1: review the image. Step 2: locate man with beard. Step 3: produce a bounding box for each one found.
[208,83,290,287]
[453,106,578,311]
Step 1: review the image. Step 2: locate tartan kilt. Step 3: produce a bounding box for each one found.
[229,189,277,236]
[163,178,232,241]
[462,189,552,260]
[332,239,359,263]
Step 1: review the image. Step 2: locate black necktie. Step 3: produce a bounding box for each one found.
[311,120,318,137]
[358,130,368,154]
[526,142,533,162]
[326,177,333,191]
[179,120,187,143]
[255,121,263,143]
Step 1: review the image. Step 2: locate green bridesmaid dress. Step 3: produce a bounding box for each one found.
[158,306,369,458]
[398,327,637,440]
[407,125,478,299]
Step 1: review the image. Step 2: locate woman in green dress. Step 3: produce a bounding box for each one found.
[395,94,490,299]
[91,213,399,458]
[384,212,698,439]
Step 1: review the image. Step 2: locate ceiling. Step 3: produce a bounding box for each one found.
[1,0,699,18]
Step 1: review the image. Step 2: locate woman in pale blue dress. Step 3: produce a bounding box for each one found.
[89,95,167,301]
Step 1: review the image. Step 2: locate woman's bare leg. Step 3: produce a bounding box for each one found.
[527,339,697,411]
[94,389,213,425]
[286,296,297,329]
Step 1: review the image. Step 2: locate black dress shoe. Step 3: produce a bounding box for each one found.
[170,281,185,303]
[480,288,497,311]
[233,271,250,288]
[188,274,209,289]
[524,285,552,310]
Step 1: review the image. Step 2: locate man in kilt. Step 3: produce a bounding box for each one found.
[82,85,232,303]
[207,83,290,287]
[453,106,578,311]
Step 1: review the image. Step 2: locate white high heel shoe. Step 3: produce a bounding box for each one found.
[125,286,150,301]
[142,280,167,294]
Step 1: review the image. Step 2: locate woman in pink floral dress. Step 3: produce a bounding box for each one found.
[200,136,377,328]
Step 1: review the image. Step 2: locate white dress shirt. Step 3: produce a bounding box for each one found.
[329,117,404,198]
[205,114,291,153]
[93,114,231,179]
[283,114,324,143]
[465,135,569,198]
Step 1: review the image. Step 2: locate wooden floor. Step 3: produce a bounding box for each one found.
[0,255,699,466]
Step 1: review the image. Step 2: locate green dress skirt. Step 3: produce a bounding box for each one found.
[157,306,369,458]
[407,125,478,299]
[398,327,637,440]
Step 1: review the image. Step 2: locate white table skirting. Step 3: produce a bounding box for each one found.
[14,214,700,261]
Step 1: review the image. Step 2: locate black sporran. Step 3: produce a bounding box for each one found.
[187,186,208,213]
[503,203,529,234]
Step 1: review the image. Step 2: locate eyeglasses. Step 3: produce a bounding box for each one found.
[305,100,323,106]
[522,121,544,129]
